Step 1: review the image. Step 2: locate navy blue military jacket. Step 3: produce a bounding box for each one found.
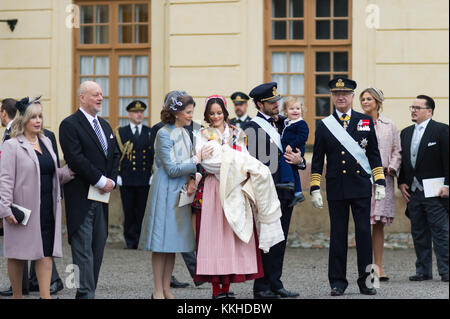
[242,112,306,201]
[310,110,385,200]
[117,124,152,187]
[229,116,252,128]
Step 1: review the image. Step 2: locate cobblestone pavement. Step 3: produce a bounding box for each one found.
[0,226,447,300]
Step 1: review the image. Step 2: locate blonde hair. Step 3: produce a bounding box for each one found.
[10,102,44,138]
[282,96,305,115]
[359,87,384,112]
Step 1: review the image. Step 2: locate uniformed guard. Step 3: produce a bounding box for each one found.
[115,100,152,249]
[243,82,305,299]
[229,91,251,128]
[309,76,386,296]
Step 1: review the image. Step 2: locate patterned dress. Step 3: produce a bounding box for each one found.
[370,115,402,226]
[193,124,263,284]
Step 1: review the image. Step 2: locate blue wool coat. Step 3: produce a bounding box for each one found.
[138,124,197,252]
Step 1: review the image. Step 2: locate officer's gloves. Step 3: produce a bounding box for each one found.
[311,190,323,209]
[375,184,386,201]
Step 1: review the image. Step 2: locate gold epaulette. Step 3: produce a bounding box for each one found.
[372,167,385,182]
[310,173,322,187]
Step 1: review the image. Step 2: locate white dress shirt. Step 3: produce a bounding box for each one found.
[130,122,142,136]
[79,107,114,189]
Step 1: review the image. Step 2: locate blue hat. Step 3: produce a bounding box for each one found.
[249,82,281,103]
[126,100,147,112]
[328,76,357,92]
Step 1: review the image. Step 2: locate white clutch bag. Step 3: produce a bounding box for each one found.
[178,185,195,207]
[178,173,202,207]
[11,204,31,226]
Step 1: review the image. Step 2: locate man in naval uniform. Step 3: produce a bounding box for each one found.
[309,76,386,296]
[229,91,252,128]
[116,100,152,249]
[242,82,305,299]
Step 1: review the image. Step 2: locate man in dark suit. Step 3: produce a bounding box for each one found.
[309,76,386,296]
[59,81,120,299]
[398,95,449,283]
[0,98,64,296]
[115,100,152,249]
[229,91,252,128]
[242,82,305,299]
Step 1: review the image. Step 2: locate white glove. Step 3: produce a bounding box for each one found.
[311,190,323,209]
[375,184,385,201]
[117,175,123,187]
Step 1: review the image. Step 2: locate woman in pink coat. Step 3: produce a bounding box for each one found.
[360,88,401,281]
[0,97,74,299]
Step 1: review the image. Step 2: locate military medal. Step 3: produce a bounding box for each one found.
[360,138,368,148]
[357,119,370,131]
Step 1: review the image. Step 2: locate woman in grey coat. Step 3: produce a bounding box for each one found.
[139,91,212,299]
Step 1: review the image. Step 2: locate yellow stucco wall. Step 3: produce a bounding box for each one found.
[151,0,263,126]
[0,0,73,134]
[0,0,448,233]
[352,0,449,130]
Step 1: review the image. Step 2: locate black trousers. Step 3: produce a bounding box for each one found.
[407,190,449,277]
[119,185,149,249]
[327,197,372,290]
[253,196,293,292]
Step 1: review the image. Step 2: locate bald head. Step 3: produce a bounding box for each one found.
[79,81,103,116]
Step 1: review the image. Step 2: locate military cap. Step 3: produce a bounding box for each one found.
[249,82,281,102]
[328,76,357,92]
[230,91,250,105]
[126,100,147,112]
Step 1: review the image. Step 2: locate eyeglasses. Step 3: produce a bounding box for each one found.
[409,105,429,111]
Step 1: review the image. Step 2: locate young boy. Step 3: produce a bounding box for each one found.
[278,97,309,207]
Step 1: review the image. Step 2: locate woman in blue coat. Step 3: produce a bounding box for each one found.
[139,91,212,299]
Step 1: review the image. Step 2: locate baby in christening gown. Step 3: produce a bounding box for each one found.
[199,139,223,179]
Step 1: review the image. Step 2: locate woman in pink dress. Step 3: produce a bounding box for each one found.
[360,87,402,281]
[193,95,263,299]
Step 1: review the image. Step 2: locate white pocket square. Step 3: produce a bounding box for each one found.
[110,133,114,139]
[427,142,436,147]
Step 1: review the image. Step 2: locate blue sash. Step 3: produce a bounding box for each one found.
[322,115,373,184]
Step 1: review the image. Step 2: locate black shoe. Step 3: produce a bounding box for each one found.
[273,288,299,298]
[253,290,280,299]
[194,281,205,287]
[276,182,295,190]
[170,276,189,288]
[288,193,305,207]
[212,292,227,299]
[359,286,377,295]
[409,274,432,281]
[441,274,449,282]
[330,287,345,296]
[379,276,390,282]
[226,291,236,299]
[0,287,29,296]
[50,280,64,295]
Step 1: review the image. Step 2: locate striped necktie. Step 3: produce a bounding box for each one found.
[93,118,108,155]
